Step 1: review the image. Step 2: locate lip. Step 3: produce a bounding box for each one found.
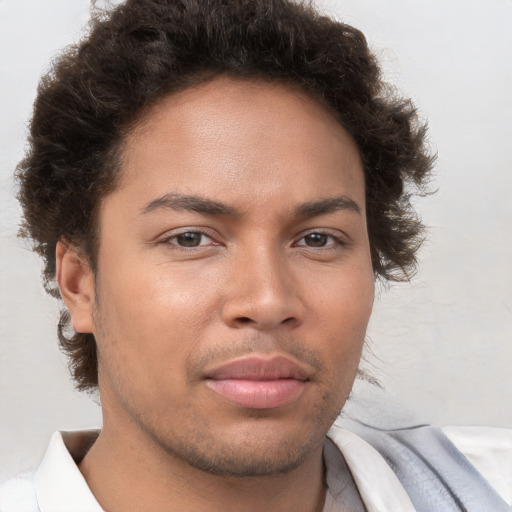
[204,355,309,409]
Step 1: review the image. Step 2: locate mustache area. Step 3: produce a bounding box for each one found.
[187,335,325,381]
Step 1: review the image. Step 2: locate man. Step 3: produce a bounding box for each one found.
[0,0,510,510]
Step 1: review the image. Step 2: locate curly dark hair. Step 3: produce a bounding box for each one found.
[16,0,434,391]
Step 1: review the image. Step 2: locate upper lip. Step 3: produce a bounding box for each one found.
[205,355,310,381]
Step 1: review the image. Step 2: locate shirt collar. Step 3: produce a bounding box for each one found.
[35,430,103,512]
[326,424,416,512]
[34,427,415,512]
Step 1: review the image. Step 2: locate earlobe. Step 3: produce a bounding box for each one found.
[56,241,95,333]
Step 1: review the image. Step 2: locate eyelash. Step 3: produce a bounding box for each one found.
[159,229,347,251]
[293,231,347,250]
[160,229,217,250]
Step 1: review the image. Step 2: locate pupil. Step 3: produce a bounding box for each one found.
[306,233,327,247]
[177,232,201,247]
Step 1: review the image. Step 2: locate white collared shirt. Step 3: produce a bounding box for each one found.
[1,426,510,511]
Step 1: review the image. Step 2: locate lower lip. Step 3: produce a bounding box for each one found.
[205,378,306,409]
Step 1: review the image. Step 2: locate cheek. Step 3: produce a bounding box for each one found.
[102,255,218,321]
[313,262,374,325]
[309,265,374,364]
[93,256,225,373]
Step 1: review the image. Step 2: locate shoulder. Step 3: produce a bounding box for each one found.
[0,471,39,512]
[331,419,512,510]
[443,425,512,506]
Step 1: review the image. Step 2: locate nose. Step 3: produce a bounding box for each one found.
[220,245,305,331]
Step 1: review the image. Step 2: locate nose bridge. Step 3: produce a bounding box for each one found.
[221,239,303,330]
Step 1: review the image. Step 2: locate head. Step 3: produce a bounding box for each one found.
[17,0,433,477]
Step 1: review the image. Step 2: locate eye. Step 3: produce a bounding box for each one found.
[295,232,345,248]
[164,231,215,248]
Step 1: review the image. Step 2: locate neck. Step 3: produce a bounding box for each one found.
[79,413,327,512]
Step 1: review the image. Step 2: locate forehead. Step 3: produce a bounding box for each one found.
[114,77,365,215]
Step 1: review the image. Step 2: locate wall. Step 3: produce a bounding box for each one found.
[1,0,511,481]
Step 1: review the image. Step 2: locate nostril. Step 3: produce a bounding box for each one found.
[235,316,296,326]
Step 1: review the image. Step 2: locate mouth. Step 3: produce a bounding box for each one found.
[204,355,309,409]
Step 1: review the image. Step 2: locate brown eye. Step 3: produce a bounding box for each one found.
[295,231,345,249]
[168,231,212,248]
[175,232,203,247]
[303,233,329,247]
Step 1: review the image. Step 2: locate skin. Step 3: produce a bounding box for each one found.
[57,77,374,512]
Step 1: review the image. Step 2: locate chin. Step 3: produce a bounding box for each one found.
[151,414,327,478]
[174,436,320,478]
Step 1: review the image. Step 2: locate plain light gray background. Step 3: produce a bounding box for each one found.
[1,0,511,481]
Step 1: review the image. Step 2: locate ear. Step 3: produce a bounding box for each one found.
[56,241,96,333]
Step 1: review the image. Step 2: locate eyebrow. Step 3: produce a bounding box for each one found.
[140,193,361,218]
[140,193,240,216]
[294,196,361,217]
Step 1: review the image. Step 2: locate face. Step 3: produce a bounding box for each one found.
[87,78,374,476]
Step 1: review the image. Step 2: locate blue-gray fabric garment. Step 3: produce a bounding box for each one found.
[1,426,510,511]
[339,419,510,511]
